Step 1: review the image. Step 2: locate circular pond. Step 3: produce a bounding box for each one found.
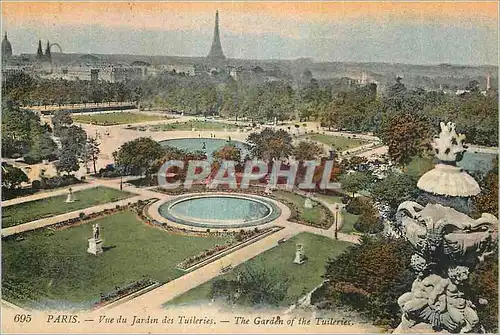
[158,138,250,161]
[158,194,281,229]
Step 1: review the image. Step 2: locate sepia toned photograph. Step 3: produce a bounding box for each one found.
[1,1,498,333]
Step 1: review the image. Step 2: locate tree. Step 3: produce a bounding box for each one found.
[473,158,498,217]
[293,141,324,161]
[465,80,480,93]
[2,100,41,157]
[27,127,58,162]
[53,125,87,175]
[469,252,498,333]
[246,128,293,161]
[339,172,372,197]
[1,163,29,189]
[59,125,88,160]
[52,110,73,136]
[212,144,242,163]
[151,146,207,183]
[340,156,369,172]
[314,236,415,329]
[379,113,433,166]
[85,137,101,174]
[2,72,36,105]
[371,172,420,216]
[387,76,406,97]
[210,265,290,306]
[355,205,384,234]
[55,149,80,175]
[114,137,165,177]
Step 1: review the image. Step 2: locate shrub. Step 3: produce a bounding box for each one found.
[100,170,121,178]
[23,155,41,165]
[40,175,80,189]
[31,180,42,190]
[345,197,370,215]
[79,212,87,220]
[354,208,383,234]
[316,236,415,329]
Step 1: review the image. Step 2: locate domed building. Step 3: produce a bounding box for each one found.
[2,32,13,60]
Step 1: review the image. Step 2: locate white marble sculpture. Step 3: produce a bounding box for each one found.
[65,187,74,203]
[304,197,313,209]
[264,184,272,195]
[294,243,306,264]
[87,223,103,255]
[394,122,498,333]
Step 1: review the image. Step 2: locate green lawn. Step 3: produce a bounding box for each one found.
[150,120,238,131]
[317,194,344,205]
[273,191,331,228]
[299,134,369,151]
[165,233,351,307]
[72,112,169,125]
[314,195,358,233]
[2,187,134,228]
[340,212,360,234]
[2,211,230,309]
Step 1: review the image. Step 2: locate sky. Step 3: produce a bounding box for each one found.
[2,1,498,65]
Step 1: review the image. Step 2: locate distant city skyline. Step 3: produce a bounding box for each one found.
[2,2,498,66]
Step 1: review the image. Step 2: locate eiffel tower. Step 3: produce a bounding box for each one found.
[207,10,226,64]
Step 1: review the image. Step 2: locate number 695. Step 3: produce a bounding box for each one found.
[14,314,31,323]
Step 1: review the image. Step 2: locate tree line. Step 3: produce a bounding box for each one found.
[2,102,101,195]
[4,71,497,147]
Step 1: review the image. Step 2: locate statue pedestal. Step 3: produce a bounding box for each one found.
[87,238,103,255]
[304,198,313,209]
[294,250,306,264]
[65,194,74,203]
[293,254,305,264]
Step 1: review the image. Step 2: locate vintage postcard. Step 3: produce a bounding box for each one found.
[1,1,498,334]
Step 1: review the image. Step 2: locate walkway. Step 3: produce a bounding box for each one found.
[2,168,360,311]
[2,195,144,237]
[2,183,97,207]
[117,220,358,313]
[1,177,166,237]
[466,144,499,155]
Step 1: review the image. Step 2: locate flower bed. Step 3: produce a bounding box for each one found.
[92,278,160,309]
[274,197,333,229]
[177,243,233,270]
[176,226,281,271]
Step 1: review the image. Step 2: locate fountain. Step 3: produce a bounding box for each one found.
[394,122,497,333]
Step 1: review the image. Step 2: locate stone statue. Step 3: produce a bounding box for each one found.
[264,184,273,195]
[93,223,100,240]
[294,243,306,264]
[393,122,497,333]
[65,187,74,203]
[304,197,313,209]
[88,223,103,255]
